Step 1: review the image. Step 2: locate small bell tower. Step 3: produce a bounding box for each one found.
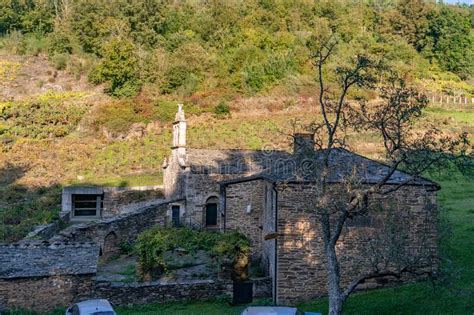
[172,104,186,163]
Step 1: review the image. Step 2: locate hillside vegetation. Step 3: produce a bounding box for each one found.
[0,0,473,241]
[1,0,473,98]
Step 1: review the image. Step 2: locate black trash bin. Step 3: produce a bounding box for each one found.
[233,281,253,304]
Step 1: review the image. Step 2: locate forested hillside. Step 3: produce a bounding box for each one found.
[1,0,473,98]
[0,0,473,241]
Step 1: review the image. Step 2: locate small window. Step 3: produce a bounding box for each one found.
[206,197,218,226]
[171,205,180,227]
[72,194,102,217]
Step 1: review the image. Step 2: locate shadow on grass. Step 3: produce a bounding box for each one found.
[0,163,62,243]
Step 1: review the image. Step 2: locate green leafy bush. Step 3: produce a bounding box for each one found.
[0,101,89,138]
[213,101,230,119]
[47,31,73,55]
[90,100,152,133]
[135,227,250,277]
[0,32,47,55]
[50,53,69,70]
[153,101,208,123]
[89,37,142,97]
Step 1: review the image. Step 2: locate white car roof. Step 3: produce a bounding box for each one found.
[242,306,298,315]
[75,299,115,313]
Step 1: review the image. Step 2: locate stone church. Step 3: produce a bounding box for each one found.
[163,105,440,303]
[2,105,440,310]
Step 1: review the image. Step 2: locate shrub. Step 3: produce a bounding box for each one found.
[213,101,230,119]
[135,227,250,278]
[50,53,69,70]
[47,31,73,55]
[89,37,142,97]
[1,100,89,138]
[90,100,145,133]
[22,33,46,55]
[154,101,208,123]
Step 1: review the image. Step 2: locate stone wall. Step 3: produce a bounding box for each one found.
[51,201,172,252]
[24,211,70,240]
[62,186,164,220]
[225,180,266,258]
[0,275,94,313]
[102,186,164,218]
[90,277,272,306]
[275,183,438,304]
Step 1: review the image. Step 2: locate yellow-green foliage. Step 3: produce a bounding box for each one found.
[1,100,89,139]
[0,60,21,81]
[90,100,207,133]
[420,74,474,96]
[36,91,90,102]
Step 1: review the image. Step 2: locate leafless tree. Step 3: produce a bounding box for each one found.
[53,0,74,28]
[306,35,470,315]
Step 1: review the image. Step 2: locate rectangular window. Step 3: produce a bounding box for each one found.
[72,194,102,217]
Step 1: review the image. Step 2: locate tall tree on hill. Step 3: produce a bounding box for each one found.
[425,6,474,78]
[306,34,470,315]
[388,0,432,52]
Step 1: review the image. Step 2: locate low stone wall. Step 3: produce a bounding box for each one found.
[24,211,70,241]
[89,277,272,306]
[50,200,176,250]
[0,274,94,313]
[102,186,165,218]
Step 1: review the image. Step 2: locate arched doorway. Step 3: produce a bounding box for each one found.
[205,196,219,228]
[101,231,120,262]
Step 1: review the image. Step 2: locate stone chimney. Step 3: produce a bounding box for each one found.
[293,133,315,156]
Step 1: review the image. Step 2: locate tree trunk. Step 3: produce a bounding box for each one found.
[329,296,344,315]
[326,243,345,315]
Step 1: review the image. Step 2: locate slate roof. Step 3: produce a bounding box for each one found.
[0,241,100,279]
[186,149,292,174]
[219,148,438,188]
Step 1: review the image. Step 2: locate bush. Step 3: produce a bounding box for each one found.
[90,100,147,133]
[50,53,69,70]
[213,101,230,119]
[1,100,89,138]
[89,37,142,97]
[153,101,208,123]
[47,31,73,55]
[22,33,46,55]
[135,227,250,277]
[0,32,47,55]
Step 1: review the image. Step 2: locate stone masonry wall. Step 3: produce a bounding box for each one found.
[225,180,265,258]
[275,183,438,304]
[51,201,171,251]
[90,277,272,306]
[24,211,70,240]
[185,173,245,228]
[102,186,164,218]
[0,275,94,313]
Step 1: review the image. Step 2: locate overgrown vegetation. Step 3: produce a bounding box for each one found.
[0,0,472,98]
[0,184,61,242]
[0,100,89,139]
[135,227,250,278]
